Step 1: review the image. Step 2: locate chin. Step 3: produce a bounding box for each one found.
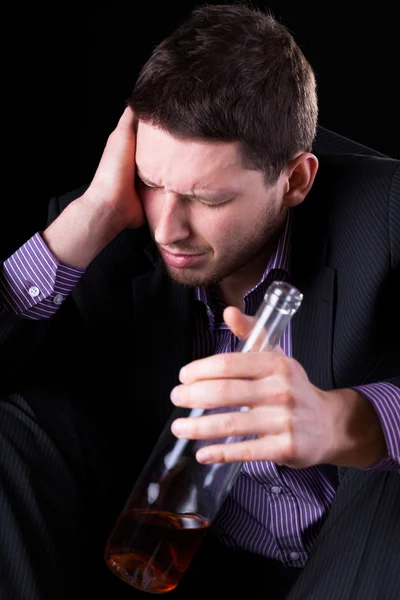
[163,263,219,288]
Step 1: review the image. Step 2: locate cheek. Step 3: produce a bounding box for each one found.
[218,214,247,241]
[195,213,232,248]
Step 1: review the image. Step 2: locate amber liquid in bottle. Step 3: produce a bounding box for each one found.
[105,508,211,594]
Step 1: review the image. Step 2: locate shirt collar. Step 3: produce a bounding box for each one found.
[247,207,291,293]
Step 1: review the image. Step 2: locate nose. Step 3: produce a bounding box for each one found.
[154,192,191,246]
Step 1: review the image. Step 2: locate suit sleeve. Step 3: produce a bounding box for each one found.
[353,383,400,469]
[0,192,85,382]
[352,166,400,470]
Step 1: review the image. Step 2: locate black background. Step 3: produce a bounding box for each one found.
[5,1,399,257]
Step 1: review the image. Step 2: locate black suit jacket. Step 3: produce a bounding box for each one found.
[8,131,397,412]
[1,128,400,599]
[2,127,399,393]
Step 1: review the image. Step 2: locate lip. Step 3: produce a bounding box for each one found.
[159,247,206,268]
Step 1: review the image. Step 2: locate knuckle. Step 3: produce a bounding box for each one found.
[240,445,256,462]
[190,422,200,438]
[214,378,228,400]
[280,432,296,463]
[276,356,292,378]
[219,353,235,375]
[214,377,237,404]
[221,411,239,436]
[218,448,229,463]
[282,409,293,432]
[268,376,293,407]
[276,384,294,407]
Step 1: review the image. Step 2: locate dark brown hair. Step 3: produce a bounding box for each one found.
[129,2,318,183]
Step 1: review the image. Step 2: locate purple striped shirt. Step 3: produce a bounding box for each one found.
[1,222,400,567]
[194,212,400,565]
[0,232,84,319]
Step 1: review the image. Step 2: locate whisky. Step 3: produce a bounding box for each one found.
[104,508,211,594]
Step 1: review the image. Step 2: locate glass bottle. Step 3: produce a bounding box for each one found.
[104,280,303,594]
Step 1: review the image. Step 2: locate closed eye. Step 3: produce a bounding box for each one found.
[136,173,234,207]
[195,197,231,209]
[136,174,159,189]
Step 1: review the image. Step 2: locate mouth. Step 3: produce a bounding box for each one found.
[159,247,206,268]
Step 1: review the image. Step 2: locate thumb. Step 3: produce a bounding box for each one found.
[223,305,286,355]
[223,306,255,339]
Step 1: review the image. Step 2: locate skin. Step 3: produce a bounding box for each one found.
[171,310,387,468]
[44,107,387,469]
[135,120,287,307]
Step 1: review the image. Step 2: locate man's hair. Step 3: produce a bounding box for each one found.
[129,2,318,183]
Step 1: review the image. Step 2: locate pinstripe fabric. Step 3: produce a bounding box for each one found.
[286,155,400,599]
[0,232,84,318]
[3,208,398,569]
[0,391,90,600]
[287,469,400,600]
[192,201,400,564]
[312,126,389,158]
[354,382,400,468]
[389,164,400,259]
[0,133,399,599]
[193,214,337,566]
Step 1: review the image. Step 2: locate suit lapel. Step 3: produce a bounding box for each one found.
[72,229,195,432]
[130,242,196,425]
[290,196,336,391]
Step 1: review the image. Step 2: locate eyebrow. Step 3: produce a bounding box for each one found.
[136,169,237,201]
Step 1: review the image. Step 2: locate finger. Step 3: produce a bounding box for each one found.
[170,405,288,440]
[195,434,293,465]
[101,106,135,161]
[172,377,262,409]
[223,306,255,339]
[171,375,292,410]
[178,348,289,384]
[223,306,287,356]
[118,105,135,128]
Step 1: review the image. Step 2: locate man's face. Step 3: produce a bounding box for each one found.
[135,121,286,288]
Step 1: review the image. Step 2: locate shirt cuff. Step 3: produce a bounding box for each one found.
[0,232,85,319]
[353,382,400,470]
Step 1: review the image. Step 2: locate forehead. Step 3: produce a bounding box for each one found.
[136,120,244,184]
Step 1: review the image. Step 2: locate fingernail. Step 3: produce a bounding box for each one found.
[196,449,212,464]
[171,419,187,437]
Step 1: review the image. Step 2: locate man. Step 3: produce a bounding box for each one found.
[1,3,399,599]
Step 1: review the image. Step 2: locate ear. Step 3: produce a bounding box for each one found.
[282,152,319,208]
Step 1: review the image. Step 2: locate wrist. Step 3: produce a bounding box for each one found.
[43,194,127,269]
[325,388,388,468]
[79,190,130,236]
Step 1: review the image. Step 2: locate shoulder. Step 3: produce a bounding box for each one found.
[313,125,389,158]
[296,150,399,260]
[313,152,399,205]
[313,125,399,193]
